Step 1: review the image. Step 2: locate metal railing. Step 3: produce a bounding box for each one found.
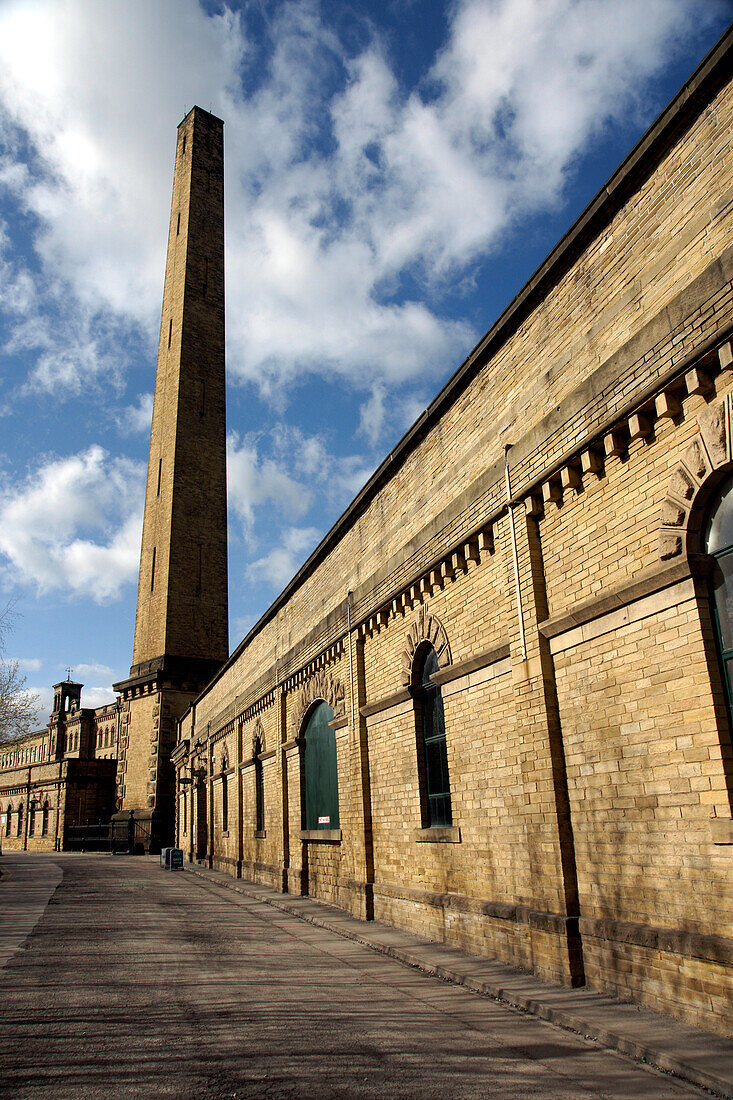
[64,815,152,854]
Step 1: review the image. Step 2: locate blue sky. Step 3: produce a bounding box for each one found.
[0,0,731,718]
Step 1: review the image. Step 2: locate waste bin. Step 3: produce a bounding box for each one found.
[160,847,172,868]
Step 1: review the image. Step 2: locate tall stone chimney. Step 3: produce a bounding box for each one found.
[113,107,228,848]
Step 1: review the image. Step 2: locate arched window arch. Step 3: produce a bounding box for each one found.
[413,643,452,828]
[706,472,733,715]
[301,700,339,831]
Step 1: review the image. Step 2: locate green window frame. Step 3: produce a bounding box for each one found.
[706,472,733,717]
[255,754,265,834]
[415,645,452,828]
[302,700,340,831]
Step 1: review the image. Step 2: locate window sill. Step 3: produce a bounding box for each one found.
[414,826,461,843]
[299,829,342,842]
[254,829,266,839]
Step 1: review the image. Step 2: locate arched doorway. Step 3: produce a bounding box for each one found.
[195,778,208,861]
[301,700,339,832]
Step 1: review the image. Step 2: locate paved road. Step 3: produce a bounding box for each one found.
[0,854,711,1099]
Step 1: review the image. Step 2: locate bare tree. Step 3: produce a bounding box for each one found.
[0,602,41,744]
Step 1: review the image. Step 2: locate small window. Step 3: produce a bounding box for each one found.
[414,645,452,828]
[168,318,172,348]
[176,211,181,236]
[254,737,265,833]
[221,773,228,832]
[302,701,339,830]
[157,458,162,497]
[151,547,156,592]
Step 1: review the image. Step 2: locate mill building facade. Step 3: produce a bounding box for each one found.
[168,33,733,1038]
[1,30,731,1042]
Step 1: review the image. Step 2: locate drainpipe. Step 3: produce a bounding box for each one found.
[54,762,62,851]
[504,444,527,662]
[347,592,355,732]
[23,767,31,851]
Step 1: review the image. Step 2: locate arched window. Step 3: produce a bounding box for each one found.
[221,772,229,832]
[16,802,23,837]
[28,802,35,837]
[41,802,49,836]
[414,645,452,828]
[302,700,339,831]
[254,736,265,834]
[706,472,733,713]
[4,806,11,837]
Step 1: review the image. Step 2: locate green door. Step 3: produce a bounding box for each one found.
[303,701,339,830]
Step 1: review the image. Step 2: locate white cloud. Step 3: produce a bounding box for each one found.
[0,445,145,602]
[227,431,312,532]
[227,425,377,533]
[70,662,115,680]
[16,685,44,728]
[0,0,717,422]
[0,0,244,393]
[25,686,51,721]
[79,685,117,709]
[358,384,386,447]
[118,392,153,435]
[246,526,321,590]
[10,657,41,672]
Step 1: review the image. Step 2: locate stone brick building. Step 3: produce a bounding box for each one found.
[0,679,120,851]
[160,31,733,1037]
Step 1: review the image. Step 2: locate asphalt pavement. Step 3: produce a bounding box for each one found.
[0,853,729,1100]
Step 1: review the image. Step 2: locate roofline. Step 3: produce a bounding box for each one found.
[191,23,733,708]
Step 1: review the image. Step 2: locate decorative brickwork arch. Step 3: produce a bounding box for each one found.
[659,397,733,560]
[252,717,265,757]
[401,603,451,686]
[290,670,346,740]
